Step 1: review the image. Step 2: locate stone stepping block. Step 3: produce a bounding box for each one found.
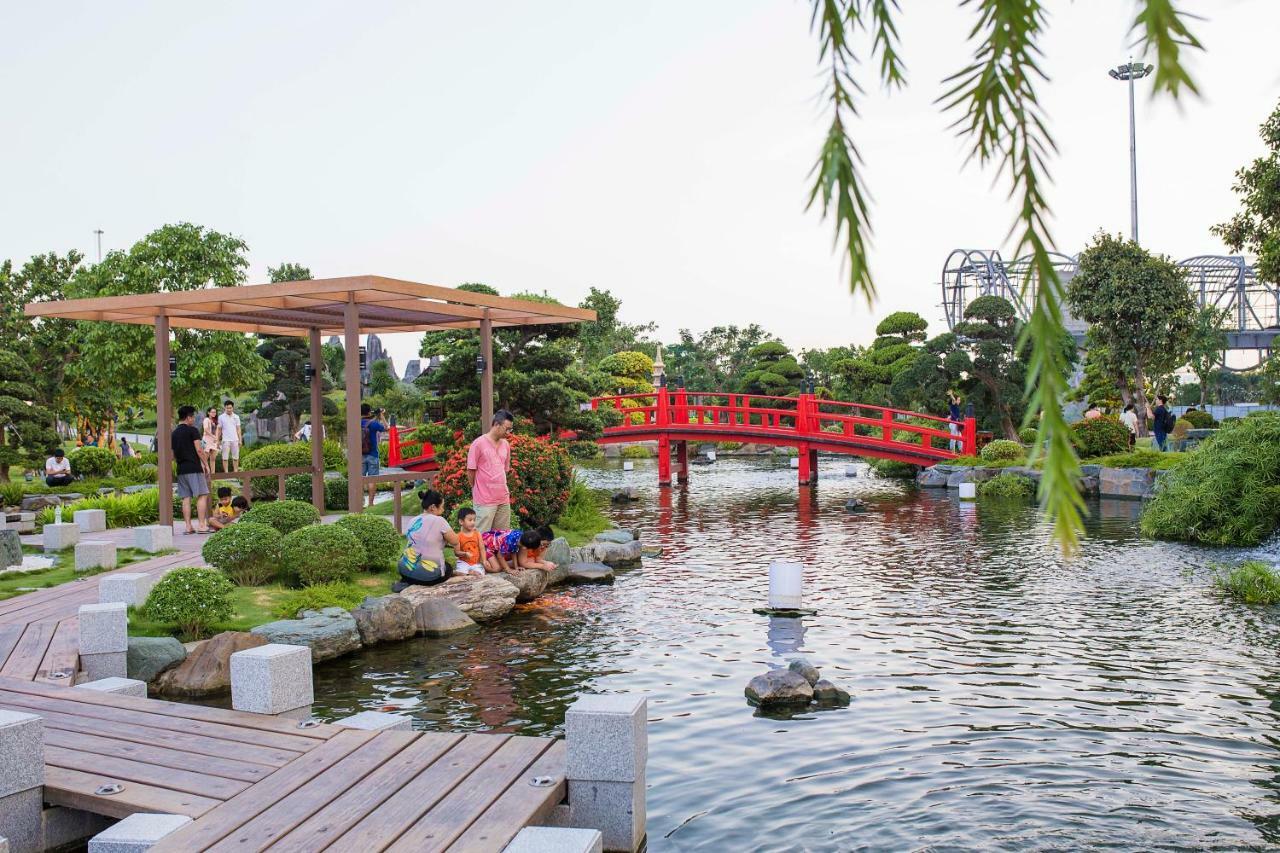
[42,522,80,553]
[75,541,117,573]
[99,572,154,606]
[79,603,128,655]
[133,524,173,553]
[74,508,107,533]
[563,562,615,585]
[230,643,314,715]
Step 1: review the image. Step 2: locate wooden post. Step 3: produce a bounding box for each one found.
[309,328,325,513]
[277,474,286,501]
[154,315,173,529]
[393,481,403,533]
[344,298,363,514]
[480,309,494,433]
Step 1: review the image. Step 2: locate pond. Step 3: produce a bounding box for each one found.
[311,456,1280,850]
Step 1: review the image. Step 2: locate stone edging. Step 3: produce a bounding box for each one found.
[916,464,1168,500]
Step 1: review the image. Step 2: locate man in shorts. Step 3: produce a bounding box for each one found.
[217,399,242,472]
[467,409,513,532]
[172,405,210,534]
[359,403,387,508]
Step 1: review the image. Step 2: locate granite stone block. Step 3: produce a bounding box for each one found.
[99,572,155,607]
[0,710,43,798]
[505,827,603,853]
[88,813,192,852]
[566,694,647,783]
[42,522,79,552]
[40,806,112,850]
[336,710,413,731]
[78,677,148,698]
[0,789,42,853]
[230,643,313,715]
[568,771,645,853]
[133,525,173,553]
[74,509,107,533]
[80,651,128,681]
[78,602,128,654]
[75,540,117,572]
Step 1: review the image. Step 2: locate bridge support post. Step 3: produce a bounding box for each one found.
[797,443,816,485]
[657,435,672,488]
[675,441,688,483]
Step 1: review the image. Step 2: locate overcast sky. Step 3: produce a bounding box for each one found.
[3,1,1277,370]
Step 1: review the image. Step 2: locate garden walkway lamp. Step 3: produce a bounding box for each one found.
[1109,60,1153,243]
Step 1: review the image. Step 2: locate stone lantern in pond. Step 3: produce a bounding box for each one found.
[652,344,666,389]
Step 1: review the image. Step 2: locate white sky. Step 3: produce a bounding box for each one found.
[2,1,1277,370]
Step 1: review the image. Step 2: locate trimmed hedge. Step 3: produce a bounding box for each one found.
[240,499,321,534]
[240,440,345,498]
[280,524,365,587]
[144,567,234,639]
[335,513,402,569]
[201,522,282,586]
[978,473,1035,500]
[69,446,115,478]
[980,439,1025,463]
[1070,416,1130,458]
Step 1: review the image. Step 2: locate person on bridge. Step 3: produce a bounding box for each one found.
[947,392,963,453]
[467,409,513,532]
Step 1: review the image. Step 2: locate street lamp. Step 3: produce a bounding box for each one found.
[1109,60,1154,243]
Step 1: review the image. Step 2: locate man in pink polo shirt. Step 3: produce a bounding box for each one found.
[467,409,514,532]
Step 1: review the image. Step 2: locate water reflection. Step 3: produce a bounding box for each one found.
[312,457,1280,850]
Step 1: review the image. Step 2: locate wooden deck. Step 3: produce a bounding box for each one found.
[0,676,566,852]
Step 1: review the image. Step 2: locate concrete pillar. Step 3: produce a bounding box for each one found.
[335,710,412,731]
[656,435,671,488]
[79,602,128,681]
[309,327,326,513]
[230,644,313,717]
[0,710,44,853]
[675,441,688,483]
[505,827,603,853]
[344,298,363,515]
[565,694,646,852]
[88,813,191,852]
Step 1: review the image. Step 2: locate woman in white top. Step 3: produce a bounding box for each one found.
[1119,403,1139,449]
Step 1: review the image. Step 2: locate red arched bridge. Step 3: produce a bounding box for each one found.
[387,389,976,486]
[592,389,976,486]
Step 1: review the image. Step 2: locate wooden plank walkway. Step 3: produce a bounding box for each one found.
[0,524,205,682]
[0,677,565,851]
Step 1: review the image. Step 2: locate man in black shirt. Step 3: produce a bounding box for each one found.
[172,405,210,534]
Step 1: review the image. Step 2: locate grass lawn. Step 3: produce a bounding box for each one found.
[0,547,173,602]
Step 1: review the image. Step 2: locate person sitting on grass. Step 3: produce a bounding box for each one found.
[453,507,486,576]
[208,489,248,530]
[482,527,558,574]
[397,489,459,587]
[44,448,74,487]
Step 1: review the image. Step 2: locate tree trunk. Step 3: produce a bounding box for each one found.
[1132,363,1151,437]
[976,371,1018,440]
[1199,380,1207,408]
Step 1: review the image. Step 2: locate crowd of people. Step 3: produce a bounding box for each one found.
[1083,396,1185,451]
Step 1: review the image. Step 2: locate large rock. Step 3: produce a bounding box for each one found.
[399,575,520,622]
[126,636,187,684]
[413,598,477,636]
[917,467,949,488]
[563,562,614,585]
[21,494,63,512]
[946,467,999,488]
[813,679,851,706]
[502,569,549,603]
[569,539,642,569]
[1098,466,1157,500]
[544,536,571,568]
[153,631,266,698]
[251,607,362,663]
[610,488,638,504]
[594,529,636,545]
[0,529,21,569]
[1004,466,1042,484]
[351,595,416,646]
[744,669,814,707]
[788,658,820,686]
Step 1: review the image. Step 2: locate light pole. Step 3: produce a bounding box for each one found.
[1109,61,1153,243]
[93,229,104,262]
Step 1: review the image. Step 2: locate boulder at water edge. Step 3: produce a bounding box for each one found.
[594,529,636,545]
[569,539,642,568]
[126,636,187,684]
[251,607,362,663]
[502,569,549,602]
[544,536,571,569]
[813,679,851,706]
[745,670,814,707]
[916,467,950,488]
[564,562,615,585]
[0,529,21,569]
[610,487,638,503]
[399,575,520,622]
[154,631,266,697]
[788,658,820,686]
[413,598,477,636]
[1098,466,1157,499]
[351,595,417,645]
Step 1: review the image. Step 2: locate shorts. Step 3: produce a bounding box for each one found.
[456,561,486,576]
[362,454,380,477]
[473,502,511,533]
[221,440,240,460]
[176,472,209,499]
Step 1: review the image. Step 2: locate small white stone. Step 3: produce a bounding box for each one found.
[88,812,191,852]
[335,710,413,731]
[958,482,977,501]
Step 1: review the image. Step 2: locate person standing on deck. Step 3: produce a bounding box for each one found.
[467,409,513,532]
[217,400,242,473]
[173,405,210,534]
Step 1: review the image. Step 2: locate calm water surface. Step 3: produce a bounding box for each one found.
[312,457,1280,851]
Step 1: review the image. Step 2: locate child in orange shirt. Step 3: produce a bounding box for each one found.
[454,507,486,575]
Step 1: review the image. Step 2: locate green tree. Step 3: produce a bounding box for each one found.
[0,251,86,421]
[322,343,345,390]
[267,262,313,283]
[0,350,59,481]
[740,341,805,396]
[67,224,268,408]
[1259,356,1280,406]
[949,296,1026,440]
[1213,98,1280,286]
[575,288,656,365]
[1185,307,1230,407]
[1069,331,1133,411]
[800,346,855,394]
[368,359,396,396]
[1067,234,1196,436]
[836,311,927,404]
[664,325,770,391]
[597,351,654,395]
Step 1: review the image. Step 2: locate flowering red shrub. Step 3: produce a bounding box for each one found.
[433,434,574,526]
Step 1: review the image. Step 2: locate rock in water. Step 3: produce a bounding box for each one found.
[916,467,950,488]
[502,569,549,602]
[788,658,820,686]
[844,498,867,513]
[744,670,814,707]
[413,598,477,636]
[543,537,571,570]
[610,488,638,503]
[569,539,642,568]
[399,575,520,622]
[251,607,362,663]
[153,631,266,698]
[564,562,615,585]
[594,529,636,545]
[351,595,417,645]
[126,636,187,684]
[813,679,851,706]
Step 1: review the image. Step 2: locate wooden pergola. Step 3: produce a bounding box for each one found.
[25,276,595,526]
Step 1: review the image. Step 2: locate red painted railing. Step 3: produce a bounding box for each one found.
[387,424,438,472]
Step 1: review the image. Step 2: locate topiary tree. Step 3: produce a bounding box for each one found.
[740,341,806,397]
[1070,416,1131,459]
[201,522,282,586]
[434,433,573,525]
[240,499,321,534]
[1181,409,1217,429]
[280,524,365,586]
[144,567,235,639]
[68,446,116,478]
[980,439,1025,463]
[335,514,402,570]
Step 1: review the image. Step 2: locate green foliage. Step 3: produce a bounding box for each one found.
[575,288,657,366]
[980,439,1025,463]
[281,524,365,587]
[1214,561,1280,606]
[1181,409,1217,429]
[334,514,402,570]
[557,477,610,540]
[1088,449,1186,470]
[368,359,396,396]
[68,446,115,478]
[240,499,321,535]
[325,477,349,511]
[867,458,917,479]
[267,262,312,283]
[240,441,344,498]
[620,445,651,459]
[598,351,654,386]
[35,489,176,529]
[978,473,1036,501]
[144,567,235,639]
[875,312,928,341]
[1184,307,1230,406]
[435,434,573,525]
[256,334,334,433]
[1017,427,1038,445]
[665,325,771,391]
[1141,413,1280,546]
[741,341,806,396]
[0,351,59,481]
[284,474,313,504]
[568,441,602,460]
[1213,98,1280,287]
[201,522,282,587]
[271,582,370,619]
[0,481,23,508]
[1070,416,1131,458]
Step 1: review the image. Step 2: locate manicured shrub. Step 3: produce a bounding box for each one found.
[240,440,345,498]
[143,567,234,639]
[621,445,651,459]
[325,477,349,511]
[980,439,1025,463]
[271,581,371,619]
[240,499,321,535]
[335,513,402,569]
[867,458,917,479]
[280,524,365,587]
[568,441,602,460]
[1182,409,1217,429]
[978,472,1036,500]
[1070,416,1130,458]
[69,446,115,478]
[284,473,313,503]
[1141,413,1280,546]
[434,434,573,525]
[201,522,282,586]
[1214,561,1280,605]
[1017,426,1038,445]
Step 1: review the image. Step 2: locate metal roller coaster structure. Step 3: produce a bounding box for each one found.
[941,249,1278,367]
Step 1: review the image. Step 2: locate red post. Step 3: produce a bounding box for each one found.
[658,434,672,488]
[881,409,893,443]
[808,447,818,483]
[675,388,687,426]
[676,440,689,483]
[963,417,977,456]
[656,386,670,428]
[797,441,811,485]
